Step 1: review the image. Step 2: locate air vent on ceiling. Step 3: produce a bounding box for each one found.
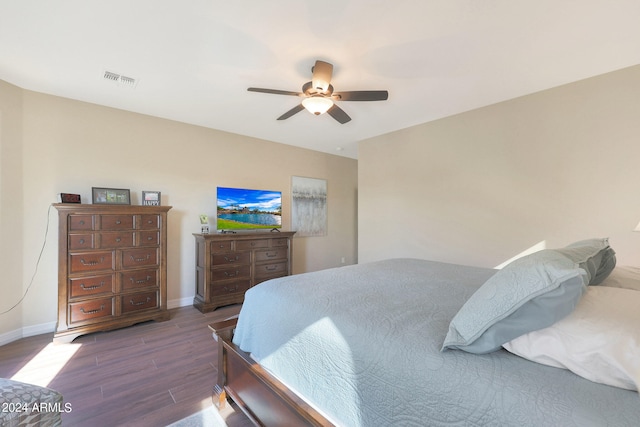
[102,70,138,88]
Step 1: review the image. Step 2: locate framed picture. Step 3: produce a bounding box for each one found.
[291,176,327,237]
[142,191,161,206]
[92,187,131,205]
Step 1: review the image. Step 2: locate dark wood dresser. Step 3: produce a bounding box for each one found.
[193,231,295,312]
[53,204,171,343]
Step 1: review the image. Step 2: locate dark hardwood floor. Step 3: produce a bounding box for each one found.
[0,305,253,426]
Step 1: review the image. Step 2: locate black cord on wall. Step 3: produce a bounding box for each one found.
[0,204,52,316]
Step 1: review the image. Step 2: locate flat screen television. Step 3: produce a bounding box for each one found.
[216,186,282,231]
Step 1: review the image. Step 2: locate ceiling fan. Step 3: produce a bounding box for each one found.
[247,60,388,124]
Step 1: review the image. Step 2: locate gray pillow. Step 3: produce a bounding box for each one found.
[442,249,589,354]
[561,238,616,285]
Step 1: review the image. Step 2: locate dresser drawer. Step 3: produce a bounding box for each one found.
[255,248,288,262]
[236,240,269,250]
[140,215,160,229]
[255,261,288,279]
[70,298,114,323]
[271,238,289,248]
[212,251,250,266]
[121,248,158,268]
[69,215,93,231]
[69,234,95,250]
[121,291,158,313]
[137,231,159,246]
[69,251,114,273]
[101,215,134,230]
[210,280,251,297]
[69,274,114,298]
[211,265,250,282]
[210,241,232,253]
[121,269,158,291]
[100,232,134,248]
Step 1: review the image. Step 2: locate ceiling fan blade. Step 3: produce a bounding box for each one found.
[277,104,305,120]
[327,104,351,124]
[333,90,389,101]
[311,60,333,92]
[248,87,303,97]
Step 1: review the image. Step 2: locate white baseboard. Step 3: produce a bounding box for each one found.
[168,296,194,309]
[0,321,56,347]
[23,321,56,337]
[0,329,24,347]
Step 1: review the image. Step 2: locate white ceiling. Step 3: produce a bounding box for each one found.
[1,1,639,159]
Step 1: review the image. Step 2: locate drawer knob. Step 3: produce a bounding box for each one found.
[116,237,122,242]
[80,281,105,291]
[223,284,239,293]
[130,276,152,284]
[147,236,154,241]
[79,220,85,225]
[224,255,240,263]
[80,304,105,315]
[79,239,85,244]
[130,296,151,306]
[265,265,277,271]
[130,254,151,262]
[224,270,240,278]
[266,251,277,258]
[116,220,121,225]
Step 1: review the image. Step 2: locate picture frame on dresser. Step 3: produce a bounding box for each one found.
[142,191,161,206]
[92,187,131,205]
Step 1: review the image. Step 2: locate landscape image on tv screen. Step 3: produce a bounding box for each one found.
[216,187,282,230]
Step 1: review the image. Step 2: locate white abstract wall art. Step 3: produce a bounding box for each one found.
[291,176,327,237]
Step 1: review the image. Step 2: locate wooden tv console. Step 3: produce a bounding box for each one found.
[193,231,295,313]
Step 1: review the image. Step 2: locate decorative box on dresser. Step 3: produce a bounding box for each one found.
[193,231,295,313]
[53,204,172,343]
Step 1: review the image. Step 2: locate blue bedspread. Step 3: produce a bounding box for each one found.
[233,258,639,426]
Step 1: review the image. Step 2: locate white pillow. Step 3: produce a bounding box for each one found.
[503,286,640,391]
[599,265,640,291]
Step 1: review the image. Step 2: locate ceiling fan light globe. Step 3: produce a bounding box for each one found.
[302,96,333,115]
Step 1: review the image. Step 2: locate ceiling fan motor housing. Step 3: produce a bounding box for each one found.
[303,81,333,97]
[311,60,333,92]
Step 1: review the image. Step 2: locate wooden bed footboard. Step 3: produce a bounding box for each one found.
[209,319,334,427]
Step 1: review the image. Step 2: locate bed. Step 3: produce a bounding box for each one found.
[210,241,639,426]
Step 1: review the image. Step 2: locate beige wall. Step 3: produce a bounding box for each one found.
[0,85,357,342]
[0,80,24,338]
[359,65,640,268]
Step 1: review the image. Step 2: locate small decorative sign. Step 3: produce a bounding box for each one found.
[142,191,161,206]
[199,214,209,234]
